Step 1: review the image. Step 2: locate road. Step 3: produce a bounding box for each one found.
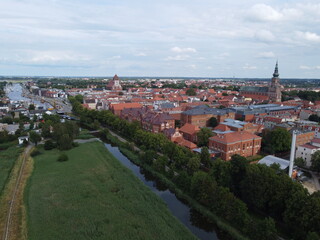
[22,84,72,113]
[2,144,33,240]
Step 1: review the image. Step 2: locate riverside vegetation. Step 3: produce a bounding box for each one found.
[70,95,320,240]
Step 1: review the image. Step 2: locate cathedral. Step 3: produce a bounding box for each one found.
[106,74,122,91]
[239,62,282,102]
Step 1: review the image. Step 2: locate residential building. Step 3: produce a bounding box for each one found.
[209,131,262,161]
[296,138,320,167]
[179,123,200,143]
[181,105,235,127]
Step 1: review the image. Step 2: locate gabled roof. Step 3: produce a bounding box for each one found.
[210,131,261,144]
[214,124,231,132]
[179,123,200,135]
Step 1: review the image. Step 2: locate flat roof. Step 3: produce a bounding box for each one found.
[258,155,290,170]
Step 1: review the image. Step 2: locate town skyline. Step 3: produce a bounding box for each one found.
[1,0,320,78]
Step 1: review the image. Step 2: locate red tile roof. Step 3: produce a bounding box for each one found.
[300,144,319,150]
[179,123,200,135]
[210,131,261,144]
[110,103,142,111]
[214,124,231,132]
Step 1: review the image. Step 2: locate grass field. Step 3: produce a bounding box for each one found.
[0,145,23,194]
[26,141,197,240]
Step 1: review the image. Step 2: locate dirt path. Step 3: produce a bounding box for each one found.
[1,145,33,240]
[74,138,101,144]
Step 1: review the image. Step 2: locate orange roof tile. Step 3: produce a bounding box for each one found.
[210,131,261,144]
[179,123,200,135]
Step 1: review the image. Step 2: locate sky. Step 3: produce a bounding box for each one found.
[0,0,320,78]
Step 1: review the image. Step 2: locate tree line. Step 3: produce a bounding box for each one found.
[70,96,320,240]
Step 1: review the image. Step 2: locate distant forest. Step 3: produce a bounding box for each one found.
[282,90,320,102]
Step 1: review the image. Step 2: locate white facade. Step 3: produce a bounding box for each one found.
[296,144,320,167]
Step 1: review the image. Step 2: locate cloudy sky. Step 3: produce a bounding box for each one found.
[0,0,319,78]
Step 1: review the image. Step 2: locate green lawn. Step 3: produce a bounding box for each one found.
[26,141,197,240]
[0,145,23,195]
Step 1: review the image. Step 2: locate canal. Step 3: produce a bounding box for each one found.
[104,142,223,240]
[5,83,52,109]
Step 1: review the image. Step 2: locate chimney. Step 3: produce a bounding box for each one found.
[289,131,297,178]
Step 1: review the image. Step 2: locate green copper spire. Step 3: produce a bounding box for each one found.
[273,61,279,78]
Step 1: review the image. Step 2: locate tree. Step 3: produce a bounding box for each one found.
[44,140,56,150]
[200,147,212,168]
[57,134,73,150]
[311,151,320,172]
[57,153,68,162]
[222,92,228,96]
[230,154,248,196]
[306,232,320,240]
[209,117,218,128]
[19,121,24,132]
[41,122,52,138]
[186,88,196,96]
[153,156,168,173]
[197,128,213,147]
[75,94,84,104]
[269,128,291,153]
[28,104,35,110]
[295,157,306,168]
[141,150,156,165]
[309,114,320,123]
[29,131,41,146]
[187,156,201,173]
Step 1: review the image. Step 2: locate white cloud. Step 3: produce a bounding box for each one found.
[171,47,197,53]
[299,65,320,70]
[258,52,275,58]
[255,30,275,42]
[28,51,90,64]
[135,52,147,57]
[296,31,320,43]
[248,4,283,22]
[219,52,230,57]
[165,55,190,61]
[189,64,196,69]
[110,55,121,59]
[243,64,257,70]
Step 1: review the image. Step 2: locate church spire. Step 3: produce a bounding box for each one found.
[273,61,279,78]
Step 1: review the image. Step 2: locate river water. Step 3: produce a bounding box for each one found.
[6,83,52,109]
[104,143,222,240]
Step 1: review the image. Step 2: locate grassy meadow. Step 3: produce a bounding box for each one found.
[0,145,23,194]
[26,141,197,240]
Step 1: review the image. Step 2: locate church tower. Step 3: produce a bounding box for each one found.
[268,62,282,102]
[106,74,122,91]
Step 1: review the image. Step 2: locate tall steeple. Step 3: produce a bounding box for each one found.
[273,61,279,78]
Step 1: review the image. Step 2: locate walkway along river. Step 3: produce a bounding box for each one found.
[103,142,223,240]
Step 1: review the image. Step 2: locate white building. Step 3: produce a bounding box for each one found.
[295,138,320,167]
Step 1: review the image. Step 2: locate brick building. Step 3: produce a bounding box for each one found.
[106,74,122,91]
[295,131,315,147]
[239,62,282,102]
[209,131,262,161]
[179,123,200,143]
[110,102,142,116]
[181,105,235,127]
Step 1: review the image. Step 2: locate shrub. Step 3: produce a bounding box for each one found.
[44,140,56,150]
[31,149,41,157]
[57,153,68,162]
[72,142,79,147]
